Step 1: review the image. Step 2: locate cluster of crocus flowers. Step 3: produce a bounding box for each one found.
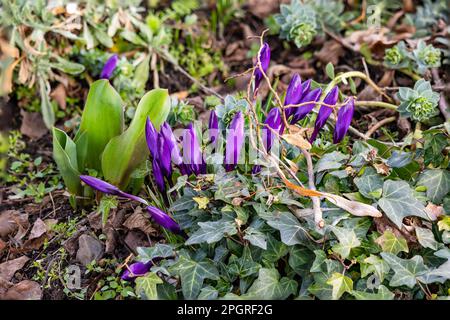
[79,175,181,234]
[100,54,119,79]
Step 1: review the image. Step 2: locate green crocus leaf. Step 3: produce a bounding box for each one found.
[52,127,81,195]
[101,88,170,189]
[75,80,124,172]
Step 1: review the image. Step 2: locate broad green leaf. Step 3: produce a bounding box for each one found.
[415,227,438,250]
[186,220,237,245]
[137,244,175,263]
[75,80,124,172]
[135,272,163,300]
[102,89,170,188]
[378,180,428,228]
[156,283,177,300]
[360,254,390,282]
[198,286,219,300]
[330,226,361,259]
[326,272,353,300]
[375,230,409,255]
[132,54,150,92]
[423,259,450,281]
[262,234,288,263]
[289,246,314,273]
[228,248,260,278]
[93,27,113,48]
[380,253,427,288]
[267,212,308,246]
[354,167,383,199]
[39,77,54,128]
[243,227,267,250]
[245,268,296,300]
[52,127,81,195]
[417,169,450,204]
[170,256,219,300]
[351,285,395,300]
[315,151,348,173]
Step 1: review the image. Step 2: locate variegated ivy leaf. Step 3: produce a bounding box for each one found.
[245,268,297,300]
[136,244,175,263]
[354,167,383,199]
[360,254,390,282]
[243,227,267,250]
[198,286,219,300]
[135,272,163,300]
[351,285,395,300]
[185,219,237,245]
[380,253,428,288]
[378,180,429,228]
[326,272,353,300]
[315,151,349,173]
[415,227,438,250]
[192,196,209,209]
[422,259,450,282]
[267,212,308,246]
[376,230,409,255]
[169,255,219,300]
[330,226,361,259]
[417,169,450,204]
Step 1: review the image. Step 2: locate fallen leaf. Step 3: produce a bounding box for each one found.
[247,0,282,18]
[20,110,48,140]
[282,178,322,197]
[374,162,391,175]
[124,230,150,253]
[425,203,445,221]
[314,40,344,66]
[321,192,383,218]
[0,210,29,239]
[28,218,48,240]
[123,208,157,235]
[282,133,312,150]
[0,239,6,252]
[1,280,42,300]
[0,256,30,282]
[50,83,67,110]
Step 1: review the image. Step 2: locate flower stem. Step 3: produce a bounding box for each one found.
[355,100,398,110]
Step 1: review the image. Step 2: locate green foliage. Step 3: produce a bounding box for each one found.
[383,42,411,69]
[397,79,440,122]
[413,40,442,74]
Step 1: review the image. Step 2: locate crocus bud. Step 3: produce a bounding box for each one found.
[100,54,119,79]
[300,79,312,98]
[152,157,165,193]
[263,108,282,152]
[145,117,159,158]
[310,86,339,142]
[160,122,182,166]
[253,43,271,96]
[208,110,219,148]
[146,206,181,234]
[284,74,303,118]
[333,97,355,143]
[225,111,245,172]
[121,262,152,281]
[183,124,205,175]
[158,134,172,179]
[79,175,148,205]
[290,88,322,124]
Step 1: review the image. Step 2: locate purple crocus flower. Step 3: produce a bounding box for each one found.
[209,110,219,148]
[309,86,339,142]
[145,117,159,158]
[100,54,119,79]
[182,123,205,175]
[225,111,245,172]
[152,157,165,193]
[333,97,355,143]
[158,134,172,179]
[160,122,182,166]
[80,175,148,205]
[253,43,271,96]
[263,108,282,152]
[284,74,303,118]
[290,88,322,124]
[146,206,181,234]
[121,262,152,281]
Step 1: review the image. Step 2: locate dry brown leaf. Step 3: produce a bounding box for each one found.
[314,40,344,66]
[284,158,298,174]
[282,178,322,197]
[425,203,445,221]
[20,110,48,140]
[123,208,157,235]
[0,58,20,96]
[0,39,19,58]
[0,256,30,282]
[321,192,383,218]
[1,280,42,300]
[50,83,67,110]
[0,210,29,239]
[282,133,312,150]
[0,239,6,252]
[374,162,391,175]
[28,218,48,240]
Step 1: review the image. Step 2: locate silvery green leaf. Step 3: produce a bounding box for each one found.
[93,27,113,48]
[83,21,95,49]
[186,220,237,245]
[289,246,314,273]
[329,226,361,259]
[326,272,353,300]
[245,268,297,300]
[378,180,428,228]
[198,286,219,300]
[415,227,438,250]
[417,169,450,203]
[422,259,450,281]
[351,285,395,300]
[137,244,175,263]
[315,151,348,172]
[267,212,308,246]
[380,253,427,288]
[135,272,163,300]
[360,254,390,282]
[354,167,383,200]
[387,150,413,168]
[243,227,267,249]
[39,77,54,128]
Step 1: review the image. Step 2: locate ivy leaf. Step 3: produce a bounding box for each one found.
[378,180,428,228]
[315,151,348,173]
[360,254,390,282]
[330,226,361,259]
[289,246,314,273]
[137,244,174,263]
[198,286,219,300]
[193,196,210,209]
[380,253,427,288]
[243,227,267,250]
[417,169,450,204]
[135,272,163,300]
[354,167,383,199]
[186,220,237,245]
[245,268,297,299]
[262,234,289,263]
[415,227,438,250]
[98,195,118,226]
[376,230,409,255]
[267,212,308,246]
[170,255,219,300]
[423,259,450,281]
[351,285,395,300]
[386,150,413,168]
[326,272,353,300]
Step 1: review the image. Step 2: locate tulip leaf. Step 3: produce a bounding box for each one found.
[52,127,81,195]
[75,80,124,171]
[101,88,170,189]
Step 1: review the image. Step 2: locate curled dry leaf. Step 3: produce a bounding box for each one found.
[282,133,312,150]
[123,208,157,235]
[50,83,67,110]
[0,210,29,240]
[321,192,383,218]
[20,110,48,140]
[1,280,42,300]
[0,256,30,282]
[425,203,445,221]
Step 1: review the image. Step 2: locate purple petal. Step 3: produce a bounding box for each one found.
[284,74,303,118]
[310,86,339,142]
[121,262,152,281]
[145,117,159,158]
[146,206,181,234]
[80,175,148,205]
[208,110,219,147]
[333,97,355,143]
[254,43,271,95]
[183,124,204,175]
[158,134,172,179]
[263,108,282,151]
[290,88,322,124]
[100,54,119,79]
[300,79,312,98]
[252,165,261,174]
[160,122,182,166]
[152,158,165,193]
[225,111,245,171]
